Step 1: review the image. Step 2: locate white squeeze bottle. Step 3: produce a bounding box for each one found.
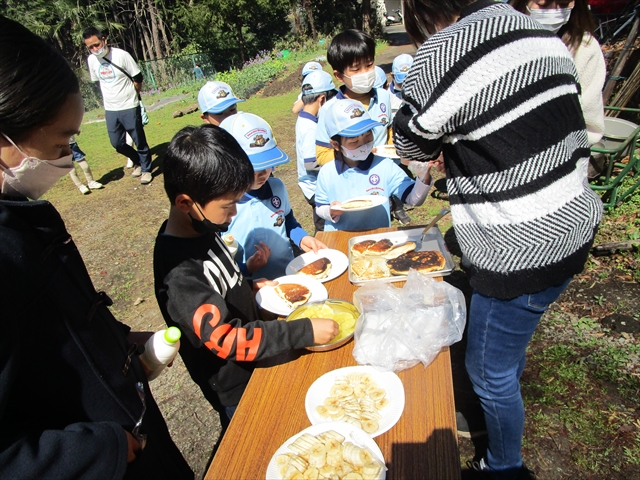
[222,233,239,257]
[140,327,181,381]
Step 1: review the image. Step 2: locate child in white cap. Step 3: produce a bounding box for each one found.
[296,71,339,233]
[220,112,327,279]
[292,61,324,114]
[198,81,245,126]
[315,99,434,232]
[389,54,413,115]
[373,66,388,89]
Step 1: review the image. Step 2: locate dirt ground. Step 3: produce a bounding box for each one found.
[56,26,640,480]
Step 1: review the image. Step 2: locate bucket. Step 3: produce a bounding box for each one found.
[281,50,290,59]
[603,117,638,150]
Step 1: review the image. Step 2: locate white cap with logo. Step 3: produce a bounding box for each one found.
[301,71,337,96]
[392,54,413,84]
[219,112,289,171]
[302,61,323,77]
[198,81,245,114]
[324,99,382,138]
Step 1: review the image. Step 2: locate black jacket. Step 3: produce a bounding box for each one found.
[0,199,193,479]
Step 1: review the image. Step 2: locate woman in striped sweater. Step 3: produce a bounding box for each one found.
[394,0,602,477]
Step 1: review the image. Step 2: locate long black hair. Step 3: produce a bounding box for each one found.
[0,16,80,141]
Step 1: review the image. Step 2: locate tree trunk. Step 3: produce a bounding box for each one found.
[147,0,164,60]
[291,0,302,37]
[156,1,173,57]
[134,0,153,61]
[361,0,371,34]
[302,0,317,42]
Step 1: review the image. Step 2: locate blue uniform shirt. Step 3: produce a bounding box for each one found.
[315,155,415,232]
[316,87,392,149]
[228,177,307,280]
[296,111,319,201]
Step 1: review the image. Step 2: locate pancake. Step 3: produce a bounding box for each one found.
[350,257,390,280]
[340,199,373,209]
[387,250,447,276]
[365,239,395,256]
[297,257,332,280]
[351,239,376,257]
[380,241,417,259]
[275,284,312,309]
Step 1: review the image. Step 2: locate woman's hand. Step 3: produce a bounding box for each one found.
[246,242,271,273]
[300,236,327,253]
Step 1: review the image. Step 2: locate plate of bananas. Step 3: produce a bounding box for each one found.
[305,366,405,438]
[266,422,386,480]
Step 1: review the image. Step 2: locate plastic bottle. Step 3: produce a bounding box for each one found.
[139,327,181,381]
[222,233,239,257]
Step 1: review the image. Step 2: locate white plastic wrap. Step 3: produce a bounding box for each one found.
[352,270,466,372]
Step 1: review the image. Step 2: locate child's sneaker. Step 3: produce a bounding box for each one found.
[131,166,142,177]
[87,181,103,190]
[78,184,90,195]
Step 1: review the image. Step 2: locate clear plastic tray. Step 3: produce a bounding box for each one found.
[348,227,454,285]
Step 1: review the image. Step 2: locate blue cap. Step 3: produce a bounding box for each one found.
[324,99,382,138]
[392,54,413,84]
[198,81,245,114]
[302,61,323,77]
[219,112,289,171]
[301,71,337,96]
[373,66,387,89]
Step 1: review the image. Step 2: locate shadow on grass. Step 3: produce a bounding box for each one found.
[95,142,169,185]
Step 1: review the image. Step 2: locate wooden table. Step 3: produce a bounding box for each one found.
[206,228,460,480]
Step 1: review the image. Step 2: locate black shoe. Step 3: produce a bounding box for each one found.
[457,411,487,439]
[393,208,411,225]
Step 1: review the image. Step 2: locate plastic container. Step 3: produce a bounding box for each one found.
[602,117,638,151]
[222,233,239,257]
[139,327,181,380]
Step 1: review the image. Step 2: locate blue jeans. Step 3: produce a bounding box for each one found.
[465,278,571,478]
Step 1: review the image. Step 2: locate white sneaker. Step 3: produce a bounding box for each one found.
[126,158,134,168]
[87,181,103,190]
[78,184,90,195]
[131,166,142,177]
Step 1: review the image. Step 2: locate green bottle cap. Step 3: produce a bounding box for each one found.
[164,327,181,344]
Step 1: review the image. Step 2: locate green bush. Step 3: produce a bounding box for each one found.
[216,51,287,99]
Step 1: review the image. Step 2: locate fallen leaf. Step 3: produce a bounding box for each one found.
[134,297,144,306]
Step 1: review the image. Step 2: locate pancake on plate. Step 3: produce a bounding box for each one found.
[275,284,312,309]
[297,257,332,280]
[340,199,374,210]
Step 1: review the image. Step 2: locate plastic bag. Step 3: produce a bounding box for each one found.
[352,270,466,372]
[139,100,149,126]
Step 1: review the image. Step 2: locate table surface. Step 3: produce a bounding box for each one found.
[206,228,460,480]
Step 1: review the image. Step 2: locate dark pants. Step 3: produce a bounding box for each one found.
[105,106,152,172]
[306,194,325,233]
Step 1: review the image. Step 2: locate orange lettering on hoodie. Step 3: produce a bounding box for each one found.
[236,328,262,361]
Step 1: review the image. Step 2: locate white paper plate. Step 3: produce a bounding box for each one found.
[256,275,328,316]
[373,145,400,159]
[333,195,388,212]
[305,366,405,438]
[266,422,386,480]
[284,248,348,282]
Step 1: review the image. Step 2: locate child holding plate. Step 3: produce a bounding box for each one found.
[314,98,434,231]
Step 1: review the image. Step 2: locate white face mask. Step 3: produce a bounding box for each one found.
[341,141,374,162]
[92,45,109,58]
[1,134,74,200]
[528,7,572,34]
[343,69,376,94]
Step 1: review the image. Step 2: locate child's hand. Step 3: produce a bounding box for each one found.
[300,236,327,253]
[247,242,271,273]
[252,278,277,294]
[310,318,339,344]
[329,201,344,219]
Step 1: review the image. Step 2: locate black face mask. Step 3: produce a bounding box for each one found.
[190,204,230,234]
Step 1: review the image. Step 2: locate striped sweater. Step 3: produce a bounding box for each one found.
[394,0,602,299]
